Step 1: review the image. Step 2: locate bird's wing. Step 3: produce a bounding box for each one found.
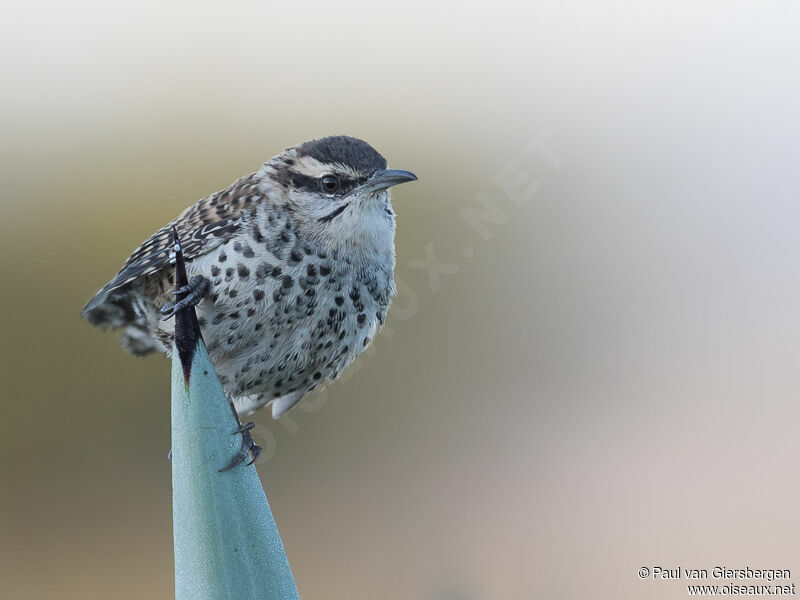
[84,173,262,312]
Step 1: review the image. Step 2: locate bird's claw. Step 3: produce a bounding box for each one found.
[161,275,210,320]
[219,422,262,472]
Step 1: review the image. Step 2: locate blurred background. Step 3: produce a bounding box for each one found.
[2,1,800,598]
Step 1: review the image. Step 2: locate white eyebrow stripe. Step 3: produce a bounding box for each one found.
[292,156,363,179]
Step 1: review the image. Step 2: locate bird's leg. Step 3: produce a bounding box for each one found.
[161,275,210,319]
[220,421,262,472]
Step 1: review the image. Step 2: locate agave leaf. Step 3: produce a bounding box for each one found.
[170,230,299,600]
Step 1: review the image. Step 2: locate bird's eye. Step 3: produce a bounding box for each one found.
[320,175,340,194]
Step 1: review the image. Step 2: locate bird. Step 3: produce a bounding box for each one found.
[82,135,416,466]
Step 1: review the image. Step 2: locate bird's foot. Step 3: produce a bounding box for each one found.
[161,275,210,319]
[219,422,262,472]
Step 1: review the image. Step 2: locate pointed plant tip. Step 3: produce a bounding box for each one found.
[170,227,201,383]
[171,226,189,288]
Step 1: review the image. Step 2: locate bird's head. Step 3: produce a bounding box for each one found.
[262,136,416,253]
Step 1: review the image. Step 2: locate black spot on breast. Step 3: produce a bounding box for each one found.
[350,294,364,311]
[211,265,221,277]
[249,222,265,243]
[237,264,250,278]
[218,252,227,262]
[255,263,272,280]
[335,296,344,306]
[282,275,294,288]
[253,289,265,301]
[266,237,285,260]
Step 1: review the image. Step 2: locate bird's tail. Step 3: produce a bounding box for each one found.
[82,284,161,356]
[82,283,133,327]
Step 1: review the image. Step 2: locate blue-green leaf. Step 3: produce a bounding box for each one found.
[170,229,299,600]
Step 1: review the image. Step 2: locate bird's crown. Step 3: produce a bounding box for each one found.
[267,136,389,197]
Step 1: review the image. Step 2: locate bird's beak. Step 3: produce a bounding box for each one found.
[360,169,417,193]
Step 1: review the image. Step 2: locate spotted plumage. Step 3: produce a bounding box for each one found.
[83,136,416,418]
